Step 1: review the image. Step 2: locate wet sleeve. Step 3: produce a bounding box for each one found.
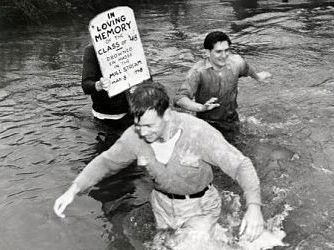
[237,56,250,77]
[81,46,100,94]
[174,66,201,104]
[238,56,258,80]
[202,127,261,205]
[73,128,137,191]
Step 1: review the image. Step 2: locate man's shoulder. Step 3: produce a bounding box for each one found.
[227,54,247,74]
[83,44,98,62]
[186,59,209,78]
[190,59,208,71]
[174,111,225,144]
[121,125,137,137]
[228,54,244,66]
[84,44,95,54]
[119,126,141,145]
[174,111,215,131]
[85,44,94,49]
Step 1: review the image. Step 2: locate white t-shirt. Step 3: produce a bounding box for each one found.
[150,129,181,164]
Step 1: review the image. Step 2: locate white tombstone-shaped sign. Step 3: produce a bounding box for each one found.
[89,6,150,97]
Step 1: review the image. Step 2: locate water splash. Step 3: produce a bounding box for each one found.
[144,191,291,250]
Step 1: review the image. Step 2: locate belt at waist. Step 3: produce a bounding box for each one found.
[155,184,211,199]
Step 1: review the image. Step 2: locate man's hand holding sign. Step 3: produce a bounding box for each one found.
[89,6,150,97]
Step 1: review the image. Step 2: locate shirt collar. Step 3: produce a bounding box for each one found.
[203,58,214,69]
[159,110,182,142]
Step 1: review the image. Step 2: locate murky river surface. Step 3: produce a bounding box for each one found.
[1,0,334,249]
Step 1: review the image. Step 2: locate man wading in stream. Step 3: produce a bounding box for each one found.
[54,82,263,249]
[174,31,271,144]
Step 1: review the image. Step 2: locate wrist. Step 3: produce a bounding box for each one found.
[197,104,206,112]
[95,81,102,91]
[255,74,263,82]
[247,202,263,208]
[69,182,81,195]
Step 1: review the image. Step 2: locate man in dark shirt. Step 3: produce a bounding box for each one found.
[174,31,271,143]
[82,44,144,154]
[82,44,133,137]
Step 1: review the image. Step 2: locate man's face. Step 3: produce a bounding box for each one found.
[134,109,167,143]
[208,41,230,69]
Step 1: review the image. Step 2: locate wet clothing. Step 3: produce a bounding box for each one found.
[150,185,231,249]
[73,110,261,249]
[151,185,221,230]
[82,45,132,152]
[93,113,133,153]
[73,110,261,206]
[81,44,129,116]
[174,57,250,133]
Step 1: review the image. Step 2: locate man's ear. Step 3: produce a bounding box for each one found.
[163,108,172,121]
[205,49,211,58]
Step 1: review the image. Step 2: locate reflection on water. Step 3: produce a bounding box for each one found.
[0,0,334,249]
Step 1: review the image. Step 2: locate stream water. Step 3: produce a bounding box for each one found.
[0,0,333,249]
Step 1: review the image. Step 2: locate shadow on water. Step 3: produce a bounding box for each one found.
[0,0,334,249]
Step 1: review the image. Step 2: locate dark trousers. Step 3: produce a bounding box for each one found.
[94,113,133,153]
[206,118,240,147]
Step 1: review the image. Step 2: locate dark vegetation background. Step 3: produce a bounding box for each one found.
[1,0,158,26]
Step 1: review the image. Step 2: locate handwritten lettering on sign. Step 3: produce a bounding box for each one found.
[89,7,150,97]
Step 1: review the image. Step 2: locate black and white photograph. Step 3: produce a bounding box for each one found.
[1,0,333,249]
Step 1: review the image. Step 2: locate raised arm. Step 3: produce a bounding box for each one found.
[174,64,219,112]
[235,54,272,83]
[246,65,272,82]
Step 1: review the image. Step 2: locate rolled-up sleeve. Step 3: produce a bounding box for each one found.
[237,56,258,80]
[174,66,201,103]
[201,126,261,205]
[234,157,261,205]
[73,128,137,191]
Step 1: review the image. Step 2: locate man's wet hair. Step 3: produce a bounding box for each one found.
[129,80,170,120]
[203,31,232,50]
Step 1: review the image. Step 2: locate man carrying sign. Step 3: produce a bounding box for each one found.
[82,6,151,150]
[82,44,133,135]
[88,6,150,97]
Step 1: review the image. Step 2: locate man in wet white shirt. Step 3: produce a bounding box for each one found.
[54,82,263,248]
